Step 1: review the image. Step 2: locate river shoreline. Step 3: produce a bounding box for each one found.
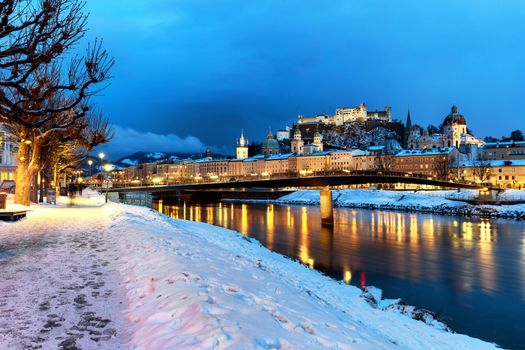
[223,189,525,220]
[0,190,499,349]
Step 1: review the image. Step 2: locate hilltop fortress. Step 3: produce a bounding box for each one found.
[298,103,391,126]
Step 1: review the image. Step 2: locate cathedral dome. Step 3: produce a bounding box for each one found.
[443,105,466,125]
[262,131,280,150]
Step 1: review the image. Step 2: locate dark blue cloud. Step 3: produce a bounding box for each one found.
[84,0,525,156]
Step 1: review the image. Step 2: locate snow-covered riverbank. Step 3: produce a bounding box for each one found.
[275,189,525,220]
[0,191,499,349]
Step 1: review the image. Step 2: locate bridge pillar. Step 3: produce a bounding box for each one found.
[320,186,334,226]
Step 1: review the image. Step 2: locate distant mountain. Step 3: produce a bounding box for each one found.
[114,151,229,168]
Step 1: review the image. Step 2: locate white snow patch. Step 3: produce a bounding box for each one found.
[120,158,138,166]
[278,189,525,219]
[146,152,166,159]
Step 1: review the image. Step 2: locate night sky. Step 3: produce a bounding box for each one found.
[84,0,525,158]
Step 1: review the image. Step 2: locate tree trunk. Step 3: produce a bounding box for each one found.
[38,171,44,203]
[14,133,43,206]
[14,135,31,206]
[30,174,38,203]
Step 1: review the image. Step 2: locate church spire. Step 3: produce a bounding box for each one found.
[239,129,246,147]
[406,109,412,129]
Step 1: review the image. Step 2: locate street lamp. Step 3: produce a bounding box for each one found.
[103,163,113,203]
[87,159,93,177]
[98,153,105,190]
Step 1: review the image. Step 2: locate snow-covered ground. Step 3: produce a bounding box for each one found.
[0,190,499,349]
[277,189,525,219]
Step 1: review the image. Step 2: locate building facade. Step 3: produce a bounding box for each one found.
[458,159,525,189]
[0,124,17,181]
[393,148,459,179]
[481,141,525,160]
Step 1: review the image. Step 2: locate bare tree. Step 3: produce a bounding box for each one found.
[472,154,492,184]
[377,154,393,172]
[0,0,114,205]
[435,159,450,180]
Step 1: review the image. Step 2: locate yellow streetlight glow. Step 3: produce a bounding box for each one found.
[103,164,113,172]
[152,177,162,184]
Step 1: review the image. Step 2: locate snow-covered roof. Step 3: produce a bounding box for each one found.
[351,149,371,157]
[459,159,525,167]
[482,141,525,148]
[194,158,229,163]
[460,133,484,144]
[242,155,266,162]
[396,147,455,157]
[367,145,385,151]
[266,153,293,160]
[295,151,332,157]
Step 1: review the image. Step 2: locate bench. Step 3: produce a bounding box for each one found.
[0,210,27,222]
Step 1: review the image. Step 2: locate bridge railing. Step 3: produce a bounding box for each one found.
[106,169,487,189]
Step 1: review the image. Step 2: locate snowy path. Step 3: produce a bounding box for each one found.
[0,201,128,349]
[0,191,499,349]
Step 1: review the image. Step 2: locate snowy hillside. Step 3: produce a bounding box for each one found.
[322,122,399,149]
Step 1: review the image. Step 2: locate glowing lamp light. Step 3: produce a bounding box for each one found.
[87,159,93,166]
[152,177,162,184]
[103,164,113,172]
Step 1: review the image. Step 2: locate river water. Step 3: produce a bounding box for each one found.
[152,200,525,349]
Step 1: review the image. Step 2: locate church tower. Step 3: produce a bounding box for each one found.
[403,109,413,148]
[291,126,304,154]
[205,147,212,159]
[236,129,249,159]
[313,124,323,152]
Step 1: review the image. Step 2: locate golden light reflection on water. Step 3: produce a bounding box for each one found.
[155,201,509,295]
[206,206,213,224]
[343,266,352,285]
[266,204,275,250]
[409,214,418,244]
[241,204,248,236]
[299,206,313,268]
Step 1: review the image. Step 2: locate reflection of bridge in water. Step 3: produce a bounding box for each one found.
[108,173,492,225]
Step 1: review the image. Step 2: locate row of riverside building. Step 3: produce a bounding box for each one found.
[114,142,525,189]
[113,145,462,186]
[111,104,525,189]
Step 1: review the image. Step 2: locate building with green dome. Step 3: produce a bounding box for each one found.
[261,131,280,157]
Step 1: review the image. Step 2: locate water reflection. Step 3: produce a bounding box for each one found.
[155,201,525,349]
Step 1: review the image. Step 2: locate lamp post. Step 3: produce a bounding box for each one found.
[98,153,105,190]
[103,163,112,203]
[88,159,93,177]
